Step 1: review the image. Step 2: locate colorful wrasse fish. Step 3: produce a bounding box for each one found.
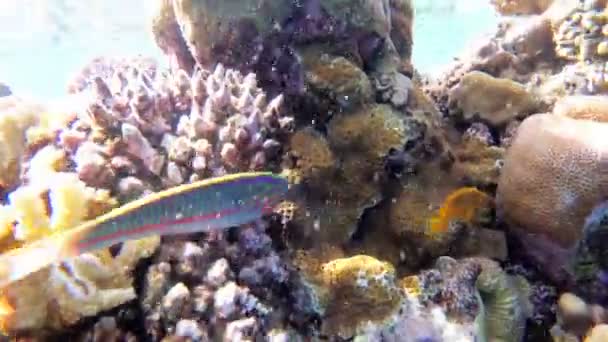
[0,172,288,289]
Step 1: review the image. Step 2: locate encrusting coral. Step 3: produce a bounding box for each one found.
[490,0,555,15]
[553,95,608,122]
[283,104,418,247]
[316,254,403,338]
[452,123,506,187]
[293,251,507,341]
[448,70,543,127]
[553,1,608,94]
[148,0,415,108]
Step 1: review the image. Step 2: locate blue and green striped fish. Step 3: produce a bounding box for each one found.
[0,172,288,288]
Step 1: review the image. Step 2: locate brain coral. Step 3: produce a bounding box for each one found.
[496,113,608,247]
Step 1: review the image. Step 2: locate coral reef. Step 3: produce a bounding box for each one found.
[0,57,294,337]
[452,123,506,187]
[553,95,608,121]
[0,144,159,333]
[571,201,608,302]
[294,252,491,341]
[282,97,455,256]
[66,59,294,199]
[497,113,608,248]
[148,0,415,107]
[138,222,310,341]
[550,292,608,341]
[491,0,555,15]
[307,254,403,338]
[9,0,608,339]
[448,70,544,127]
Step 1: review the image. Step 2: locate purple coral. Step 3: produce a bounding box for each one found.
[417,257,482,321]
[61,58,293,198]
[134,221,310,341]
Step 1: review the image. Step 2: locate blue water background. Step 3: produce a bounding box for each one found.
[0,0,499,101]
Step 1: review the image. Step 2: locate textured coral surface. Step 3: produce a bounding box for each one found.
[497,113,608,247]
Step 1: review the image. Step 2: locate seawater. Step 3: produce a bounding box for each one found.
[0,0,498,101]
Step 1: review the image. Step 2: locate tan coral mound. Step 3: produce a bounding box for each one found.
[491,0,554,15]
[553,95,608,122]
[497,113,608,247]
[449,71,542,127]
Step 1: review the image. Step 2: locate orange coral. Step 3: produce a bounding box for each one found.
[427,187,493,235]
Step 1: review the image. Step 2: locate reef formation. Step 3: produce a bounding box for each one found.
[1,0,608,341]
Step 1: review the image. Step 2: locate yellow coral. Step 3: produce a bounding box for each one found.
[25,96,79,147]
[0,207,17,251]
[453,137,505,186]
[399,275,422,298]
[26,145,67,180]
[328,104,406,161]
[0,236,159,333]
[427,187,493,235]
[585,324,608,342]
[48,173,98,231]
[288,128,335,182]
[449,71,541,127]
[0,97,43,188]
[320,255,403,338]
[10,185,52,242]
[293,249,405,338]
[5,146,118,243]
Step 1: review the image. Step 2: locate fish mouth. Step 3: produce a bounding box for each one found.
[258,193,284,215]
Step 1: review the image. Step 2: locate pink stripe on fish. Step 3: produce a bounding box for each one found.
[77,193,282,251]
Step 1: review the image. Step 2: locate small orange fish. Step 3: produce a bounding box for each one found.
[426,187,492,235]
